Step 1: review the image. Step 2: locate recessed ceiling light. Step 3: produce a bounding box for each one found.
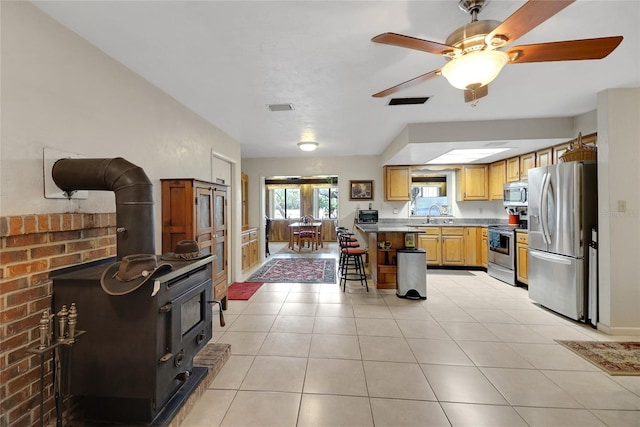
[298,142,319,152]
[427,148,509,164]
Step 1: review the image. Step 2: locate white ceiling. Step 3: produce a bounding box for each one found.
[33,1,640,164]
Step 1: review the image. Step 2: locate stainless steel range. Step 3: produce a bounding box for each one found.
[487,225,517,286]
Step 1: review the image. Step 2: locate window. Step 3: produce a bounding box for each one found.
[315,187,338,219]
[268,187,300,219]
[410,175,448,216]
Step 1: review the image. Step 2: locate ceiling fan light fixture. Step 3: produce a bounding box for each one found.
[441,50,509,90]
[298,141,319,152]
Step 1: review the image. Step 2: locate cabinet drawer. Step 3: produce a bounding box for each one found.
[249,230,258,240]
[517,232,528,244]
[241,232,250,243]
[442,227,464,236]
[421,227,441,235]
[481,228,488,237]
[214,281,227,300]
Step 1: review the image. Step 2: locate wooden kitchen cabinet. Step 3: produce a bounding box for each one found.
[553,142,572,164]
[463,227,485,267]
[441,227,465,266]
[520,152,536,180]
[489,161,506,200]
[384,166,411,201]
[161,179,228,309]
[506,157,520,182]
[458,165,489,201]
[481,227,488,268]
[241,227,259,271]
[516,231,528,285]
[536,148,553,167]
[418,228,441,266]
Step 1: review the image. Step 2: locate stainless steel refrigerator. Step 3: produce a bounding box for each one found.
[527,161,597,322]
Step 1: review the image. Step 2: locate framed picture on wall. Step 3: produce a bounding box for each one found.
[349,180,373,200]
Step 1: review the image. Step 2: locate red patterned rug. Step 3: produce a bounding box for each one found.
[557,340,640,376]
[227,282,264,300]
[247,258,336,283]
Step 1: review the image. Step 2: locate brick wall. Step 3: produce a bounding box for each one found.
[0,213,116,427]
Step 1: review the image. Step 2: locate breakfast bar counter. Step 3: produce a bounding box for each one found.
[355,224,425,289]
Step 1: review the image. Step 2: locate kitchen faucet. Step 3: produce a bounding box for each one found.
[427,203,442,223]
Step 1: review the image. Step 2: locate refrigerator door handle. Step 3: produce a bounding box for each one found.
[529,249,572,265]
[540,172,552,244]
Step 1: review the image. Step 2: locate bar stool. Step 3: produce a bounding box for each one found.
[338,233,368,292]
[336,229,359,274]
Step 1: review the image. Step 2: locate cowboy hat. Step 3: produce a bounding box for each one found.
[161,240,209,261]
[100,254,172,296]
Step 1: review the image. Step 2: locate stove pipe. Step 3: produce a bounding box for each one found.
[52,158,155,260]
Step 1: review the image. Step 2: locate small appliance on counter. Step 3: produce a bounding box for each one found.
[357,209,378,224]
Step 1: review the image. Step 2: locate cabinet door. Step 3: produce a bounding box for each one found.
[481,228,488,268]
[516,243,528,284]
[536,148,553,167]
[464,227,479,266]
[506,157,520,182]
[553,143,571,164]
[418,232,441,266]
[195,186,215,255]
[459,165,489,201]
[384,166,411,201]
[241,173,249,228]
[442,235,464,265]
[520,153,536,180]
[213,187,227,285]
[489,161,506,200]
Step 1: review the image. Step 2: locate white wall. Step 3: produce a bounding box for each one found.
[596,88,640,335]
[1,2,244,279]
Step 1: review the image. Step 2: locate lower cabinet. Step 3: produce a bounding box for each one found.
[481,227,488,268]
[417,226,486,268]
[241,227,259,271]
[516,231,528,285]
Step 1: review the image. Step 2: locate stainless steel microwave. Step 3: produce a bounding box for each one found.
[357,209,378,224]
[503,181,528,207]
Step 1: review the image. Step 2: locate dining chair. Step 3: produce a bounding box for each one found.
[297,222,317,251]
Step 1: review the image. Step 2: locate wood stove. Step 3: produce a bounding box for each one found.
[52,255,213,424]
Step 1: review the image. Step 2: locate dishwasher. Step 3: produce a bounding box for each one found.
[396,249,427,300]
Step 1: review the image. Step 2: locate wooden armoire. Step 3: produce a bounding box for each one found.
[161,179,228,309]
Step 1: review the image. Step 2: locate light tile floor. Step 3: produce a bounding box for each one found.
[181,243,640,427]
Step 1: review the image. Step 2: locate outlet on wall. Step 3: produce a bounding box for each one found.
[618,200,627,212]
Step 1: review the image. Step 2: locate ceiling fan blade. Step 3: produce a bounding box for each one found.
[485,0,575,48]
[372,32,461,56]
[464,85,489,103]
[372,69,440,98]
[507,36,623,64]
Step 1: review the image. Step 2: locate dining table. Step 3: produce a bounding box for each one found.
[288,221,323,250]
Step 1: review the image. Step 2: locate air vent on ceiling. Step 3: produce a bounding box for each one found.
[484,141,509,147]
[267,103,294,112]
[388,97,430,106]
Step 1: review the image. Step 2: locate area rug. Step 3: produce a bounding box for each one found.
[556,340,640,376]
[227,282,264,300]
[247,258,336,283]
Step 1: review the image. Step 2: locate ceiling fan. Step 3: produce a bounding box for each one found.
[371,0,623,103]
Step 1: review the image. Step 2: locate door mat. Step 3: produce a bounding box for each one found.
[247,258,336,283]
[227,282,264,300]
[556,340,640,376]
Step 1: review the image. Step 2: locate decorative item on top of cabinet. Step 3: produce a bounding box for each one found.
[161,179,228,309]
[519,152,536,180]
[384,165,411,201]
[553,143,572,164]
[506,157,520,182]
[536,148,553,167]
[241,227,259,271]
[516,231,528,285]
[489,160,506,200]
[457,165,489,201]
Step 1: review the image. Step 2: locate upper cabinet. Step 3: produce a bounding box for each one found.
[457,165,489,201]
[384,166,411,201]
[489,161,506,200]
[553,143,572,164]
[506,157,520,182]
[536,148,553,167]
[519,153,536,180]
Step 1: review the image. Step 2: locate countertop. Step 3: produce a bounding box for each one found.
[355,224,426,233]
